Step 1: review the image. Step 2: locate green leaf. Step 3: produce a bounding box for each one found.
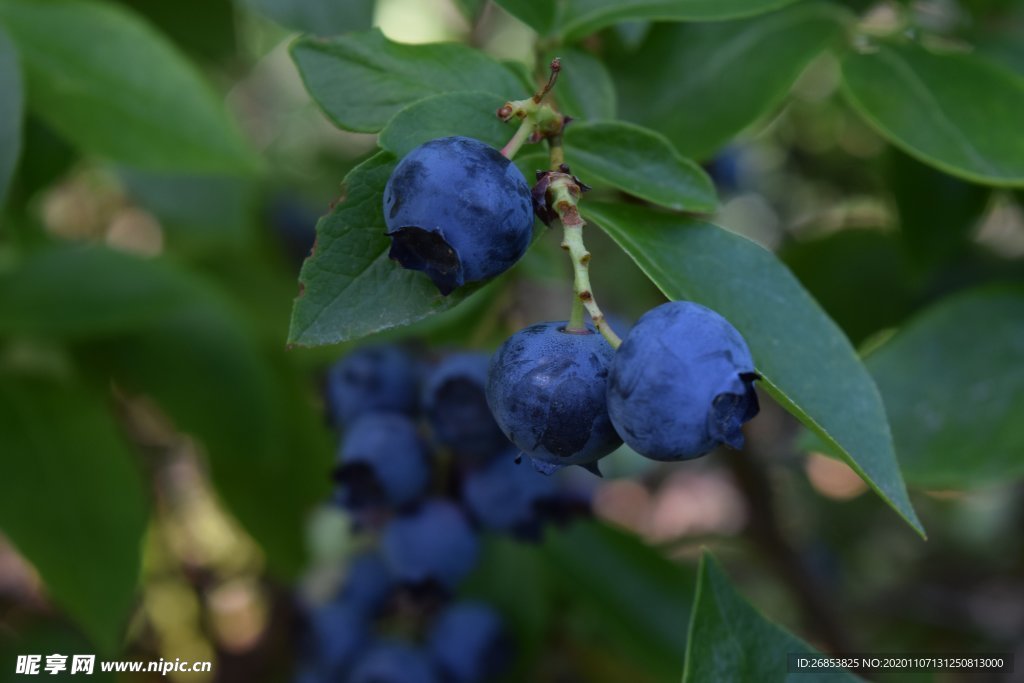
[378,91,511,158]
[0,27,22,207]
[242,0,374,36]
[494,0,556,33]
[0,245,203,339]
[683,552,859,682]
[865,286,1024,489]
[0,373,147,654]
[288,152,494,346]
[545,522,695,681]
[612,3,850,160]
[80,309,333,577]
[290,28,527,133]
[0,0,256,173]
[556,0,805,43]
[547,48,617,121]
[118,0,237,64]
[584,202,924,537]
[564,121,717,213]
[841,41,1024,187]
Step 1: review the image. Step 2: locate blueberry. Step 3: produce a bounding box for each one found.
[606,301,760,461]
[423,353,510,460]
[486,322,622,475]
[429,602,511,683]
[350,641,439,683]
[305,602,370,679]
[339,550,396,617]
[383,136,533,295]
[333,414,430,512]
[382,500,479,594]
[326,345,418,427]
[463,451,558,534]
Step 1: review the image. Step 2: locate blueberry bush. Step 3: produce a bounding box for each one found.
[0,0,1023,680]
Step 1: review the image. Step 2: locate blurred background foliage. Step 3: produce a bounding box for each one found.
[0,0,1023,681]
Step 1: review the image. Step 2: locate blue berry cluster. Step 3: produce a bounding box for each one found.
[297,345,590,682]
[487,302,762,475]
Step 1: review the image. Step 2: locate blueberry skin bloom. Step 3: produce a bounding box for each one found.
[486,322,622,475]
[382,500,479,593]
[423,352,510,460]
[334,414,430,512]
[606,301,760,461]
[463,451,558,533]
[429,602,511,683]
[350,641,439,683]
[383,136,533,295]
[326,345,418,427]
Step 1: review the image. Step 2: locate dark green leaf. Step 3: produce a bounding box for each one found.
[612,3,850,160]
[584,202,924,537]
[887,149,991,267]
[242,0,374,36]
[117,0,237,64]
[545,521,695,681]
[290,29,527,133]
[557,0,805,43]
[547,48,617,121]
[841,41,1024,186]
[0,27,21,207]
[81,308,332,577]
[0,245,203,338]
[0,0,257,173]
[781,229,915,346]
[565,121,717,212]
[0,373,147,654]
[683,552,859,681]
[452,0,486,22]
[378,91,511,158]
[495,0,556,33]
[865,286,1024,489]
[288,152,493,346]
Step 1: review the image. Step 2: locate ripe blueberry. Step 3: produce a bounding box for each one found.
[304,602,370,679]
[486,322,622,475]
[333,414,430,513]
[423,352,510,460]
[339,550,396,618]
[428,602,511,683]
[350,641,439,683]
[326,345,418,427]
[382,500,479,594]
[606,301,760,461]
[463,451,558,534]
[383,136,533,295]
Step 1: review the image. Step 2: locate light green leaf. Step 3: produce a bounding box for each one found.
[242,0,374,36]
[378,91,511,158]
[584,202,924,537]
[545,522,695,681]
[547,48,617,121]
[612,3,850,160]
[290,28,527,133]
[494,0,556,33]
[865,286,1024,489]
[0,0,257,173]
[288,152,497,346]
[841,41,1024,187]
[0,373,147,654]
[0,27,22,207]
[0,245,203,338]
[557,0,804,43]
[565,120,717,212]
[683,553,859,682]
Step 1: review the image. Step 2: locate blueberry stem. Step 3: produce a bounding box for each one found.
[549,161,622,348]
[500,117,534,159]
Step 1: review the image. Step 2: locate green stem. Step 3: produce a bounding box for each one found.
[552,182,622,348]
[500,117,534,159]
